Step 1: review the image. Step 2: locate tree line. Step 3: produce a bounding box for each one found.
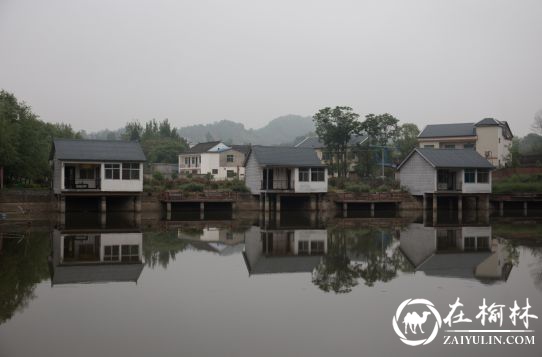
[313,106,420,178]
[0,90,188,187]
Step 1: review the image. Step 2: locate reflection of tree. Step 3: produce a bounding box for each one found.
[0,233,50,325]
[312,227,412,293]
[143,231,188,269]
[528,245,542,292]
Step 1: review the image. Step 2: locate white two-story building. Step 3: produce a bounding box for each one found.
[244,146,328,211]
[51,139,146,213]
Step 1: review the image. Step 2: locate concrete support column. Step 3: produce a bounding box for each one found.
[423,194,427,211]
[59,196,66,213]
[524,201,528,217]
[264,195,270,212]
[101,196,107,213]
[134,196,142,213]
[432,194,438,226]
[200,202,205,220]
[259,194,264,211]
[166,202,172,221]
[457,195,463,223]
[499,201,504,217]
[310,195,317,210]
[370,203,375,217]
[276,195,281,212]
[100,212,107,228]
[342,202,347,218]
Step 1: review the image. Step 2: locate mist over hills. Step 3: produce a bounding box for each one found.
[178,115,315,145]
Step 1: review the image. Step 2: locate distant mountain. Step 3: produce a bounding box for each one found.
[178,115,315,146]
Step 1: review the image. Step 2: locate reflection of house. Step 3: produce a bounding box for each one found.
[399,224,512,281]
[243,228,327,275]
[177,226,247,255]
[178,141,250,179]
[418,119,513,167]
[397,148,494,196]
[295,135,369,175]
[50,230,144,285]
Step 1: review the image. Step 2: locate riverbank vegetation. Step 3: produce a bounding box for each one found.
[144,173,250,193]
[493,174,542,193]
[328,176,404,194]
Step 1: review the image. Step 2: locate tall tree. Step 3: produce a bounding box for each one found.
[532,109,542,135]
[313,106,361,177]
[361,113,399,146]
[395,123,420,160]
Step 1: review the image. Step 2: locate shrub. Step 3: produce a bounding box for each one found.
[229,179,250,193]
[179,183,204,192]
[344,183,370,193]
[152,171,164,181]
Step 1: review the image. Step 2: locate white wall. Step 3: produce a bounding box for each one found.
[292,230,328,255]
[101,163,144,192]
[293,168,328,193]
[200,153,220,175]
[398,152,436,195]
[461,168,492,193]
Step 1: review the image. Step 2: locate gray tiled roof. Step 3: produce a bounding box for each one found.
[185,141,222,154]
[418,123,476,138]
[414,148,494,169]
[475,118,500,126]
[53,139,146,162]
[52,263,144,285]
[230,144,251,155]
[245,255,322,275]
[295,134,368,148]
[251,145,325,167]
[419,253,492,280]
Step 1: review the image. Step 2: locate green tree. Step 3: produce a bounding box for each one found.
[123,120,143,141]
[313,106,361,177]
[361,113,399,146]
[395,123,420,161]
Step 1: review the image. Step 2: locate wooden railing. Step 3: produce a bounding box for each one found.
[336,191,407,201]
[160,190,247,201]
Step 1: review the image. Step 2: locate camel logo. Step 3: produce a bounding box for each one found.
[392,298,442,346]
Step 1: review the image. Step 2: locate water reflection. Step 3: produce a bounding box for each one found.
[50,229,144,285]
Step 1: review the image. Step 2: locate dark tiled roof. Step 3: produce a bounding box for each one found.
[475,118,500,126]
[245,255,322,275]
[53,139,146,162]
[230,145,251,155]
[295,134,368,148]
[52,263,144,285]
[251,146,325,167]
[185,141,222,154]
[418,123,476,138]
[409,148,494,169]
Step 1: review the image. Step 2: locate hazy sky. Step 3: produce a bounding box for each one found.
[1,0,541,136]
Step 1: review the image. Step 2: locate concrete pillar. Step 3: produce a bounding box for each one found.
[259,194,264,211]
[101,196,107,213]
[423,194,427,211]
[59,212,66,227]
[276,195,281,212]
[342,202,347,218]
[59,196,66,213]
[524,201,528,217]
[135,213,141,226]
[100,212,106,228]
[499,201,504,217]
[264,195,270,212]
[310,195,317,211]
[166,202,172,221]
[370,203,375,217]
[432,194,438,226]
[134,196,142,213]
[200,202,205,220]
[457,195,463,223]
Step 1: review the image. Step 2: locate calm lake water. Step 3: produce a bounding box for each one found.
[1,210,541,357]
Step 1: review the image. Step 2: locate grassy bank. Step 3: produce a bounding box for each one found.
[144,173,250,193]
[493,174,542,194]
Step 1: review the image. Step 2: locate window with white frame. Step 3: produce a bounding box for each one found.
[298,168,309,182]
[227,170,235,178]
[104,245,120,261]
[464,169,475,183]
[122,163,140,180]
[105,164,120,180]
[226,154,234,163]
[477,169,489,183]
[121,245,139,262]
[311,167,325,182]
